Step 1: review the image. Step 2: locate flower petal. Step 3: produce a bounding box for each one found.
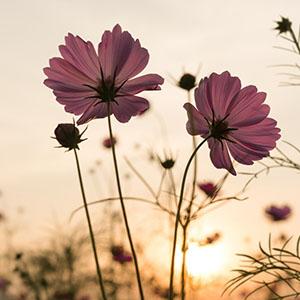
[59,33,100,80]
[231,118,281,151]
[208,139,236,175]
[227,141,265,165]
[227,86,267,124]
[98,24,149,84]
[113,96,149,122]
[121,74,164,94]
[183,103,209,136]
[207,71,241,118]
[60,98,96,115]
[77,102,110,125]
[44,58,97,86]
[44,79,91,93]
[230,104,270,127]
[194,78,214,120]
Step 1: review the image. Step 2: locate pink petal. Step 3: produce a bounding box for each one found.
[230,104,270,127]
[77,102,110,125]
[227,87,266,124]
[226,86,257,113]
[183,103,209,136]
[59,33,100,80]
[44,79,91,93]
[59,98,96,115]
[112,96,149,122]
[227,141,267,165]
[121,74,164,94]
[98,24,149,84]
[207,71,241,118]
[116,39,149,83]
[208,139,236,175]
[53,88,96,97]
[194,78,214,120]
[231,118,281,151]
[44,58,97,86]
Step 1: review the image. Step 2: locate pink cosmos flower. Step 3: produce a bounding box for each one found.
[198,181,218,197]
[111,245,132,264]
[265,205,292,221]
[184,71,280,175]
[102,136,117,148]
[44,24,164,124]
[0,277,9,291]
[113,253,132,264]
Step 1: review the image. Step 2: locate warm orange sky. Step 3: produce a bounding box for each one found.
[1,0,300,284]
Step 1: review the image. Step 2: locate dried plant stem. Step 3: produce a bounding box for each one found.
[169,137,210,300]
[107,103,144,300]
[73,149,107,300]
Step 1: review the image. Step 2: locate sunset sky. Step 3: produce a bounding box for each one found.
[1,0,300,288]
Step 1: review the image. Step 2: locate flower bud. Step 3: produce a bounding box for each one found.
[178,73,196,91]
[274,17,292,34]
[197,181,218,198]
[54,123,87,151]
[160,158,175,169]
[102,136,117,148]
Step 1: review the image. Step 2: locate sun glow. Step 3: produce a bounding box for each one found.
[186,243,226,281]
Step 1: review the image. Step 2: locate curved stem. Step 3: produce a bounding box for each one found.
[107,103,144,300]
[187,90,198,216]
[73,149,107,300]
[168,136,210,300]
[179,91,199,300]
[69,196,173,221]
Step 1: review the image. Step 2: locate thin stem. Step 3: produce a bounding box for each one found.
[181,225,188,300]
[124,156,157,199]
[289,28,300,54]
[187,90,198,217]
[168,169,178,207]
[179,91,198,300]
[169,137,210,299]
[167,169,177,253]
[107,103,144,299]
[73,149,107,300]
[70,196,173,221]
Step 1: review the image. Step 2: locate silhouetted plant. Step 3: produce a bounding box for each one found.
[225,236,300,299]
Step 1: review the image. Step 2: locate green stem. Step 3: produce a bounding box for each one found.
[107,103,144,300]
[73,149,107,300]
[168,137,210,300]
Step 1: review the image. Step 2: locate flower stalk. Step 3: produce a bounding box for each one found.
[107,102,144,300]
[73,148,107,300]
[179,90,199,300]
[169,136,210,300]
